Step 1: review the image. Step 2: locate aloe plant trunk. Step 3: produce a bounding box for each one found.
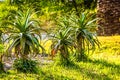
[59,45,70,64]
[76,33,86,61]
[15,45,20,58]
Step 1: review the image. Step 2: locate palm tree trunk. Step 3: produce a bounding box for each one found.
[97,0,120,35]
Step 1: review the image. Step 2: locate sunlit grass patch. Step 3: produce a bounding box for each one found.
[91,36,120,64]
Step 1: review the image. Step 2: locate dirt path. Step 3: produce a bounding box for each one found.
[3,54,53,71]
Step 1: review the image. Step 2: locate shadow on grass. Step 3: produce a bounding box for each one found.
[39,71,72,80]
[0,69,72,80]
[66,58,120,80]
[60,57,120,80]
[85,59,120,74]
[62,61,112,80]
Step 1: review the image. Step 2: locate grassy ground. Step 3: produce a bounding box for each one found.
[0,36,120,80]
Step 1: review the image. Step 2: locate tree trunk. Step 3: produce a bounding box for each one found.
[60,45,69,64]
[97,0,120,36]
[76,34,85,61]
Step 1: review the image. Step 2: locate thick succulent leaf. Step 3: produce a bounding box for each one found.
[63,27,72,38]
[24,9,30,30]
[20,36,26,55]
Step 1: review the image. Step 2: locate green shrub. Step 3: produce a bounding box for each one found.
[13,59,39,73]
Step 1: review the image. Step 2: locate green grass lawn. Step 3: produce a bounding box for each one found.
[0,36,120,80]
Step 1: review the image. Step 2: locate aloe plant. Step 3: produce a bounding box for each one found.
[50,25,74,65]
[70,13,100,61]
[2,9,45,59]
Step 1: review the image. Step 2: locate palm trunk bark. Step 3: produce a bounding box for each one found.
[97,0,120,35]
